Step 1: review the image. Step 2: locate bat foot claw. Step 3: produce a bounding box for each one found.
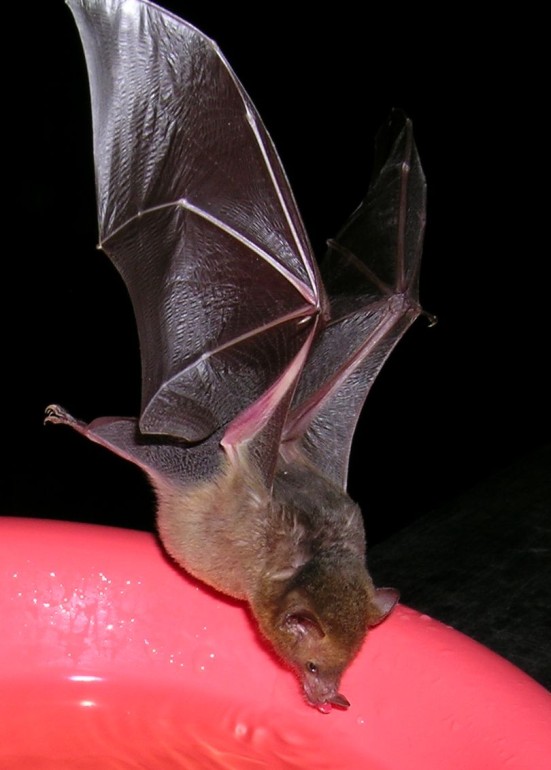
[423,310,438,327]
[44,404,81,429]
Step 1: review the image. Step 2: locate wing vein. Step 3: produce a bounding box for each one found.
[198,306,315,365]
[286,300,419,439]
[101,198,317,305]
[215,49,320,306]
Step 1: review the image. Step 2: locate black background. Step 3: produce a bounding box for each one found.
[6,2,548,544]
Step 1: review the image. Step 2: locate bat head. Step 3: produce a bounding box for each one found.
[256,551,398,712]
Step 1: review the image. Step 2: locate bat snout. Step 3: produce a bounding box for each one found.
[308,691,351,713]
[303,677,351,713]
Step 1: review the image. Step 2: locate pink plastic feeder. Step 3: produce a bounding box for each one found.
[1,516,550,768]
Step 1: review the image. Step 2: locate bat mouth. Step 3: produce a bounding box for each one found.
[306,689,351,713]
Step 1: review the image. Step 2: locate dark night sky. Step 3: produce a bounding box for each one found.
[5,3,548,543]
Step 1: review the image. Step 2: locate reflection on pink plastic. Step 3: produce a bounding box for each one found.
[1,517,550,769]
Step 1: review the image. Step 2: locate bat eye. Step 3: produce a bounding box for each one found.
[306,661,318,674]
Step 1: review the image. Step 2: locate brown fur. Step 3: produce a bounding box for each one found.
[153,450,398,709]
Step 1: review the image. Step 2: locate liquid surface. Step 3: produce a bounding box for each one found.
[1,517,550,769]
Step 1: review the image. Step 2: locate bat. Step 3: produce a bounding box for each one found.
[46,0,430,712]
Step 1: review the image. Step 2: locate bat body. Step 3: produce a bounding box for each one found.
[47,0,429,711]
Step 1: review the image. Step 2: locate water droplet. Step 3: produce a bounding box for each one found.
[70,675,102,683]
[192,646,217,673]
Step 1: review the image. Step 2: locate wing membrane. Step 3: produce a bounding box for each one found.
[284,111,427,487]
[67,0,327,465]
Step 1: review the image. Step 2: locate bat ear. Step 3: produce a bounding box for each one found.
[367,587,399,627]
[280,590,325,640]
[283,610,325,640]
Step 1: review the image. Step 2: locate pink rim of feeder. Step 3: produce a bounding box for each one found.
[1,516,550,769]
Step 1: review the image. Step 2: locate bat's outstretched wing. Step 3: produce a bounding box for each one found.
[53,0,327,484]
[283,111,429,488]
